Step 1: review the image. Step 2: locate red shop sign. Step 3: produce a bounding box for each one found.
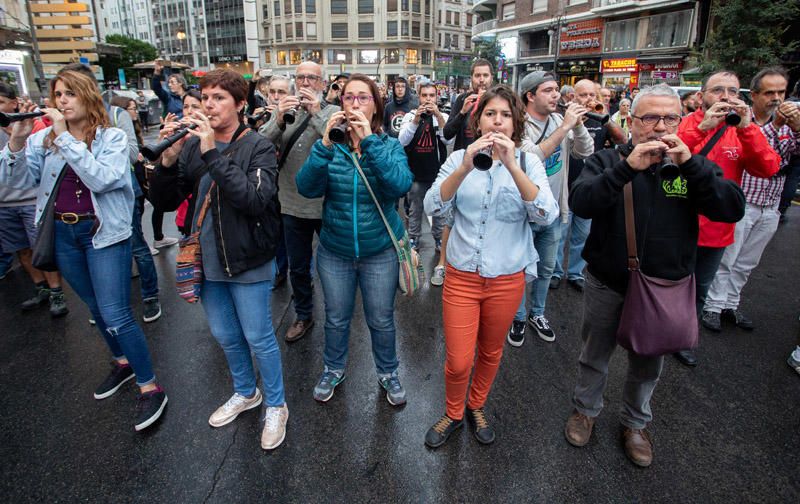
[559,19,605,55]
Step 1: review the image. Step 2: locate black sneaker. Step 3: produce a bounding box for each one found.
[549,277,561,290]
[425,415,464,449]
[701,311,721,332]
[528,314,556,342]
[134,385,168,431]
[49,290,69,318]
[721,309,754,330]
[142,298,162,323]
[466,407,496,444]
[21,286,50,311]
[94,362,135,399]
[507,320,526,347]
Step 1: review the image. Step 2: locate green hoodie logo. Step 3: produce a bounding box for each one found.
[662,176,688,198]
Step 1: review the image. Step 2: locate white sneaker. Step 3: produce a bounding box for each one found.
[208,390,263,427]
[261,404,289,450]
[149,246,159,256]
[153,236,179,248]
[430,265,446,286]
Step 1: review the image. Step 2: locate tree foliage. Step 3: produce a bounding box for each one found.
[473,39,503,65]
[100,34,158,85]
[701,0,799,84]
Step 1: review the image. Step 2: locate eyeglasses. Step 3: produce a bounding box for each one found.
[706,86,740,97]
[631,114,682,127]
[296,74,321,82]
[342,94,374,105]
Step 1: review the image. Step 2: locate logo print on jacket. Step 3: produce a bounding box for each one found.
[662,176,688,198]
[544,145,563,177]
[390,112,406,134]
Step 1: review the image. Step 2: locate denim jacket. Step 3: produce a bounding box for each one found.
[0,127,134,249]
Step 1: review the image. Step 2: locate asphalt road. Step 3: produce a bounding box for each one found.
[1,190,798,503]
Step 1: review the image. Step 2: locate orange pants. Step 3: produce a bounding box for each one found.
[442,265,525,420]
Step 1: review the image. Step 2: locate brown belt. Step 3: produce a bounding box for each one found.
[54,212,95,224]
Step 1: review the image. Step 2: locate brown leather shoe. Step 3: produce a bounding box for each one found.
[285,319,314,342]
[564,409,595,447]
[622,427,653,467]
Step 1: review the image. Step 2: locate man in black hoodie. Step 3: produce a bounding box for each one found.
[383,77,413,137]
[443,59,493,151]
[562,84,745,468]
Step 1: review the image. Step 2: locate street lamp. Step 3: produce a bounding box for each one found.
[176,28,187,64]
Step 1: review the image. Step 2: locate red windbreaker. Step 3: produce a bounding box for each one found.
[677,109,780,247]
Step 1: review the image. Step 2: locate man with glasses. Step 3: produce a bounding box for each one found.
[563,84,745,467]
[674,70,780,367]
[261,62,340,343]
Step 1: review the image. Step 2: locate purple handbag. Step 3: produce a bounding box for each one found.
[615,183,699,357]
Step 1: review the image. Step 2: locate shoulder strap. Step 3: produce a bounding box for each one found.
[623,182,639,270]
[278,112,314,170]
[534,116,551,145]
[346,150,402,254]
[698,124,728,157]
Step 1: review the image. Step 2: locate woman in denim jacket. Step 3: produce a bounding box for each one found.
[0,70,167,432]
[296,74,413,407]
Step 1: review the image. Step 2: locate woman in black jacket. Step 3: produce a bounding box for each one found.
[148,69,288,450]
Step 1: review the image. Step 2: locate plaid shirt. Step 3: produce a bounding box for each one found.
[741,119,800,208]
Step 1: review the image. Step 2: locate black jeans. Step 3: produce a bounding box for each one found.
[282,214,322,321]
[779,161,800,215]
[695,245,726,315]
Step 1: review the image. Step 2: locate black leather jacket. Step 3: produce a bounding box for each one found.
[149,127,280,277]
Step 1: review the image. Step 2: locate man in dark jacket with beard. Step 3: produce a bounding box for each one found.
[562,84,745,468]
[443,59,493,151]
[383,77,413,137]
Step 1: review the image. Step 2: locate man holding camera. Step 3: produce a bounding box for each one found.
[260,61,340,342]
[398,82,453,252]
[674,70,780,367]
[564,84,745,467]
[506,71,593,347]
[703,68,798,337]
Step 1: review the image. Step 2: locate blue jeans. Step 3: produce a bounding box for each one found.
[282,214,322,320]
[0,246,13,276]
[316,243,399,375]
[133,197,159,300]
[201,275,286,406]
[54,220,156,385]
[515,219,562,321]
[554,211,590,281]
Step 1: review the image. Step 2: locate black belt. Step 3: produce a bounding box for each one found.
[54,212,95,224]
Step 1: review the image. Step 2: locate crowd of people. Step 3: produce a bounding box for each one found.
[1,58,798,467]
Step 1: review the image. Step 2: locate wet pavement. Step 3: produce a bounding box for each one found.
[1,197,799,503]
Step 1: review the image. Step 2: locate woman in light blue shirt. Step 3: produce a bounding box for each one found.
[423,85,558,448]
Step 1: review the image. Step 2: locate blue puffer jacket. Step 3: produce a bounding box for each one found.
[297,133,412,259]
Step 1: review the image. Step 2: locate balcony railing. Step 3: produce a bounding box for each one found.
[519,48,551,59]
[471,18,497,37]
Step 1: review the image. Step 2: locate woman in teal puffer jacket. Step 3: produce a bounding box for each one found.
[296,74,413,407]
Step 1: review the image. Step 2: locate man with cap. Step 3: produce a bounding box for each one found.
[507,71,594,347]
[323,73,349,108]
[383,77,414,137]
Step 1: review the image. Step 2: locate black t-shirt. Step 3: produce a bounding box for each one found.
[568,117,609,189]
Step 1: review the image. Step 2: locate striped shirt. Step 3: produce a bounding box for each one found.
[740,119,800,208]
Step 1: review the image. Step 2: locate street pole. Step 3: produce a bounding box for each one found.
[25,1,47,94]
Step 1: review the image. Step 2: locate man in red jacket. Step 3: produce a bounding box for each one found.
[674,70,781,367]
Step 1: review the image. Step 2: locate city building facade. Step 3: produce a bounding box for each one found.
[434,0,474,87]
[151,0,211,69]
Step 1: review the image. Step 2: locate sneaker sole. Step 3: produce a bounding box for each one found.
[50,308,69,318]
[143,307,162,323]
[135,395,168,432]
[506,331,525,347]
[93,372,136,400]
[208,394,264,428]
[313,376,345,403]
[532,326,556,342]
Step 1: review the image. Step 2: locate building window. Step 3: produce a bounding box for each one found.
[327,49,352,64]
[386,48,400,63]
[331,22,348,39]
[285,22,293,39]
[387,21,398,37]
[424,21,430,40]
[532,0,546,13]
[274,0,280,16]
[401,20,409,36]
[603,18,638,52]
[276,24,282,41]
[304,49,322,63]
[359,49,379,64]
[465,37,471,49]
[359,22,374,39]
[406,49,418,64]
[402,0,409,11]
[388,0,397,10]
[412,0,420,13]
[296,22,303,37]
[290,50,301,64]
[645,10,692,49]
[425,0,430,15]
[262,5,269,19]
[331,0,347,14]
[307,22,316,37]
[277,50,287,65]
[501,2,514,21]
[421,49,431,65]
[295,0,303,13]
[285,0,292,15]
[412,20,420,38]
[306,0,316,13]
[358,0,373,14]
[444,33,451,48]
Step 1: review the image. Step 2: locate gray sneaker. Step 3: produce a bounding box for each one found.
[313,369,346,402]
[788,354,800,376]
[21,286,50,311]
[143,298,162,323]
[378,373,407,406]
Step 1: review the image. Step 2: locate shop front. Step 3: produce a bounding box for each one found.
[601,57,637,90]
[637,59,685,87]
[556,18,604,86]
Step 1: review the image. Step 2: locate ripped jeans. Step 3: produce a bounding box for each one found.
[55,220,156,385]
